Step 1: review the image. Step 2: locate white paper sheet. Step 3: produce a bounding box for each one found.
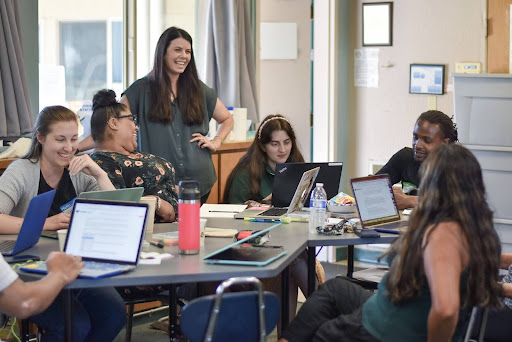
[354,48,379,88]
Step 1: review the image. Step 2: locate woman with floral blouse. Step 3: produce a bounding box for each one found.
[89,89,178,222]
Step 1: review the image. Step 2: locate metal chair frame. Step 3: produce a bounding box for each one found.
[205,276,267,342]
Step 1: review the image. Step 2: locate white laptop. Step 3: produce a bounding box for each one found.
[234,167,320,220]
[350,174,408,232]
[21,199,148,279]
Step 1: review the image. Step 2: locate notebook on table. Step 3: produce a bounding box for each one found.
[0,190,56,256]
[350,174,408,233]
[233,167,320,220]
[41,187,146,239]
[272,162,343,208]
[22,199,148,279]
[204,223,286,266]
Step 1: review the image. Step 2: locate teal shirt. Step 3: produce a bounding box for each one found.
[122,77,218,196]
[362,272,470,342]
[226,164,274,204]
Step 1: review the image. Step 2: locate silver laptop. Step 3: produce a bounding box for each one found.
[39,188,146,240]
[60,187,144,214]
[22,199,148,279]
[234,167,320,220]
[350,174,408,232]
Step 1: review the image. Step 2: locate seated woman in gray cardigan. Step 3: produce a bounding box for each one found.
[0,105,125,342]
[0,106,115,234]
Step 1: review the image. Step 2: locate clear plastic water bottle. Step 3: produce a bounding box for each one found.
[309,183,327,234]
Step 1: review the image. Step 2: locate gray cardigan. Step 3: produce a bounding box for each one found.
[0,159,99,217]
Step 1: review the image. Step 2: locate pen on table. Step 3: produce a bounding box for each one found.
[208,210,240,213]
[244,218,278,222]
[252,244,283,249]
[150,241,164,248]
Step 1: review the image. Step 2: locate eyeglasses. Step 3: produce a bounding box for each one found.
[115,114,138,125]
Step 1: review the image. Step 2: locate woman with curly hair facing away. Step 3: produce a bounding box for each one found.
[281,144,502,342]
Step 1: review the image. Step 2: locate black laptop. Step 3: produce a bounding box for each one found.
[273,162,343,208]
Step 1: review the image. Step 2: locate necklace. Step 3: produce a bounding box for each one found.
[170,89,177,102]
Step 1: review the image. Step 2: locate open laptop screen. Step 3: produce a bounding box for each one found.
[65,200,147,263]
[350,174,400,226]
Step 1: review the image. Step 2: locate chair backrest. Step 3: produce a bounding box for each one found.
[181,277,279,342]
[463,306,489,342]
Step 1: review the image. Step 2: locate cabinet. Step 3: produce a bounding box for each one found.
[453,74,512,252]
[207,140,252,204]
[0,158,16,175]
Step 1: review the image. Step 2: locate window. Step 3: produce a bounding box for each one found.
[38,0,123,112]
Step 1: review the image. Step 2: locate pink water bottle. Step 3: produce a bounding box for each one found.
[178,180,200,255]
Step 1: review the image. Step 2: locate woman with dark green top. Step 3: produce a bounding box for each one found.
[80,27,233,203]
[223,114,319,327]
[223,114,304,204]
[90,89,178,222]
[280,144,502,342]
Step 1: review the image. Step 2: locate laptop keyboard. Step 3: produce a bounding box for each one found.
[0,240,15,253]
[257,208,288,217]
[83,261,126,270]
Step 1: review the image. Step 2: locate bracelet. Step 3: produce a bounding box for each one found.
[155,196,161,214]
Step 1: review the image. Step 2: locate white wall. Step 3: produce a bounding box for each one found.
[259,0,311,160]
[345,0,486,184]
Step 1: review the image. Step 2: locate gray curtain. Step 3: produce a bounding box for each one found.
[197,0,259,122]
[0,0,33,140]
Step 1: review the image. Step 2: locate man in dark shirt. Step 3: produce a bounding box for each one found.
[377,110,458,209]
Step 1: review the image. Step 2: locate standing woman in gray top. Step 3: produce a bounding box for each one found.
[122,27,233,202]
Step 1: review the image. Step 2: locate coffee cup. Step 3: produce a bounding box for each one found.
[57,229,68,252]
[140,196,156,242]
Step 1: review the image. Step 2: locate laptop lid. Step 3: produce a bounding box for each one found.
[64,199,148,265]
[285,167,320,214]
[5,190,56,256]
[203,223,286,266]
[233,167,320,219]
[350,174,401,228]
[78,187,144,202]
[273,162,343,208]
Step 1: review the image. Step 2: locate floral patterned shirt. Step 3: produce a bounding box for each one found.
[91,150,178,220]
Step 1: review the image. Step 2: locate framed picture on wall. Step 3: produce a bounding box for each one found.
[409,64,445,95]
[362,2,393,46]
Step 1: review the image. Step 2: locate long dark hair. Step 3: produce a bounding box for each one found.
[223,115,304,203]
[385,144,501,308]
[90,89,126,144]
[149,26,203,125]
[23,106,78,162]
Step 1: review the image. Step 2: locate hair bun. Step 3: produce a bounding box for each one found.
[92,89,118,111]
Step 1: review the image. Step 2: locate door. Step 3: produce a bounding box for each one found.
[487,0,512,73]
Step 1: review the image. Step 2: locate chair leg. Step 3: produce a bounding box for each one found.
[20,319,30,342]
[125,304,135,342]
